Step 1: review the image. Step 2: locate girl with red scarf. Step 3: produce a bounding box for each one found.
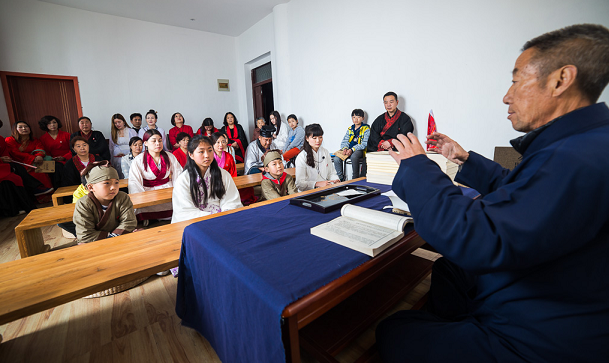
[128,129,183,225]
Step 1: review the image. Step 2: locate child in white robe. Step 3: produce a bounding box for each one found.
[171,134,242,224]
[295,123,340,192]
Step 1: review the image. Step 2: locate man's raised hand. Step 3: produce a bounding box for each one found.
[389,133,426,164]
[426,132,469,165]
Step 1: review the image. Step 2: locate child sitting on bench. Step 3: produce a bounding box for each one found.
[261,150,297,200]
[74,161,137,243]
[172,135,242,223]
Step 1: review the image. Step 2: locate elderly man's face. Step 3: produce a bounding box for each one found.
[259,136,272,149]
[503,48,557,133]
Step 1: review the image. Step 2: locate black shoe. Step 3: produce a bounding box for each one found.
[34,187,54,196]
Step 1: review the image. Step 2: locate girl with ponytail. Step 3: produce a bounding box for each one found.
[294,123,339,192]
[171,135,242,223]
[128,129,183,225]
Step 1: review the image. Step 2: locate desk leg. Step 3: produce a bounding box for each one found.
[283,315,301,363]
[16,228,49,258]
[52,195,64,207]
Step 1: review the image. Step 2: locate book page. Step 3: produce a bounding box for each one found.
[341,204,411,231]
[315,217,401,247]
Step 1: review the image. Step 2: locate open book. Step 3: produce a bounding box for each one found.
[311,204,413,257]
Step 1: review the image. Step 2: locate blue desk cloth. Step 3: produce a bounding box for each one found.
[175,181,475,362]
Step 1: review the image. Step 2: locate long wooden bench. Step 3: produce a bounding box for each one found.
[17,168,295,258]
[52,162,244,206]
[0,180,347,327]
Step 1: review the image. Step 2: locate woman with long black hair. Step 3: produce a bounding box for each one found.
[220,112,248,163]
[171,134,242,223]
[295,123,339,192]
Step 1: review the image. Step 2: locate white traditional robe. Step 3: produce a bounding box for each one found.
[273,122,289,151]
[171,167,242,223]
[128,152,183,218]
[295,146,339,192]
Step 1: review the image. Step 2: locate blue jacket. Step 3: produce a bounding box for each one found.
[393,103,609,362]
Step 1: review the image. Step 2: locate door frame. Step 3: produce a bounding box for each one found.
[0,71,83,126]
[251,62,273,120]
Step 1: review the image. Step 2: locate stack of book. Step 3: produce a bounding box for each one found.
[366,151,458,185]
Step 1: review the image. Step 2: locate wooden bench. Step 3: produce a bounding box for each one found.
[16,168,295,258]
[0,180,340,327]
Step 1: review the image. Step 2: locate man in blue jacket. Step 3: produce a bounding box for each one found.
[376,24,609,362]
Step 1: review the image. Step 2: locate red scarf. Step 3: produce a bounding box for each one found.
[226,126,245,162]
[143,151,170,187]
[73,154,94,173]
[379,109,402,149]
[80,131,92,141]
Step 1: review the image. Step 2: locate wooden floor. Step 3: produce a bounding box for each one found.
[0,208,435,363]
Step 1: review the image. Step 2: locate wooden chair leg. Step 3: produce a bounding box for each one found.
[16,228,48,258]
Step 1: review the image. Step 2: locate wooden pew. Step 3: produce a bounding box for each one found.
[16,168,295,258]
[52,179,129,207]
[0,179,347,327]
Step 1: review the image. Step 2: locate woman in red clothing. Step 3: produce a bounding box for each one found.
[168,112,194,151]
[38,115,72,188]
[5,121,53,194]
[220,112,248,163]
[172,132,191,167]
[197,118,219,137]
[210,132,236,177]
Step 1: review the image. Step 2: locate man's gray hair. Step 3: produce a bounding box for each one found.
[523,24,609,103]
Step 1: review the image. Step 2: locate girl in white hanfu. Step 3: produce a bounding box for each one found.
[171,134,242,224]
[128,129,183,225]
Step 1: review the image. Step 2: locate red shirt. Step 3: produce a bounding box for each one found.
[172,148,188,167]
[40,131,72,163]
[168,125,194,151]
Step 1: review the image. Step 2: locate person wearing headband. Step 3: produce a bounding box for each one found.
[73,161,137,243]
[260,150,297,200]
[244,125,278,175]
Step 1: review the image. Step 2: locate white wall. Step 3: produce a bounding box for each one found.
[0,0,239,138]
[264,0,609,158]
[235,13,276,138]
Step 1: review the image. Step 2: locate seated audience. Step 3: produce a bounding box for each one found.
[73,161,137,243]
[71,116,111,161]
[171,134,242,223]
[63,136,94,187]
[261,150,297,201]
[333,109,370,180]
[128,129,182,225]
[109,113,137,179]
[197,117,218,137]
[282,114,305,162]
[0,119,38,216]
[269,111,288,151]
[168,112,194,150]
[220,112,248,163]
[172,132,190,167]
[130,113,143,133]
[211,132,237,177]
[5,120,54,196]
[244,125,277,175]
[252,116,267,140]
[39,115,72,188]
[295,124,339,192]
[121,136,143,179]
[367,91,414,152]
[138,109,169,151]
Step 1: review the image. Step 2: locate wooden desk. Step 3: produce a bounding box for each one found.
[52,179,129,207]
[16,168,296,258]
[282,231,431,362]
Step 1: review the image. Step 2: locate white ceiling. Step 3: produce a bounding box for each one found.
[39,0,290,37]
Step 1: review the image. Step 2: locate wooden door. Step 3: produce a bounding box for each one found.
[251,62,273,121]
[1,72,82,139]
